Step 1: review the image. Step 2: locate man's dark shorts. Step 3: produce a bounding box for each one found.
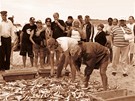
[20,43,34,57]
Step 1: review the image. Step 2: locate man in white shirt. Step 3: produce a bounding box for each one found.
[47,37,80,81]
[104,18,113,62]
[127,16,135,64]
[0,11,14,71]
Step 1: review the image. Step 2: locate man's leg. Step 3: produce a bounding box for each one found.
[30,57,34,67]
[84,65,94,87]
[129,42,134,64]
[69,56,77,81]
[56,53,65,78]
[121,45,129,76]
[20,43,27,67]
[5,37,11,70]
[0,46,4,70]
[112,46,120,75]
[99,54,109,90]
[55,50,60,66]
[50,51,55,76]
[28,44,34,67]
[75,57,82,71]
[40,48,44,68]
[22,56,26,67]
[1,37,6,70]
[33,46,39,67]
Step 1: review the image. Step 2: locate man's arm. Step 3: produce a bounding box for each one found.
[133,25,135,43]
[20,31,23,45]
[90,25,95,42]
[55,20,65,31]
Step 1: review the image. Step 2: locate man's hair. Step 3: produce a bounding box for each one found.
[129,16,134,20]
[78,15,82,19]
[53,12,59,17]
[113,18,118,23]
[108,17,113,22]
[45,17,51,23]
[85,15,90,18]
[68,16,73,19]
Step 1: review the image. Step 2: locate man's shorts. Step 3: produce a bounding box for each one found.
[20,43,34,57]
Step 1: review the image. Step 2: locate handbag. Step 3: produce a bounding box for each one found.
[121,27,133,41]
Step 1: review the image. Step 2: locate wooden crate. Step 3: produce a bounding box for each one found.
[38,68,70,77]
[38,68,52,77]
[107,95,135,101]
[2,69,37,82]
[93,89,128,100]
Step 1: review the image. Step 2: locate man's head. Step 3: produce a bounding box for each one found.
[78,15,83,23]
[108,17,113,26]
[85,15,90,24]
[47,38,59,51]
[119,19,126,27]
[67,16,73,23]
[53,12,59,21]
[112,18,118,26]
[45,17,52,27]
[97,23,104,31]
[8,16,14,24]
[69,41,83,61]
[0,11,7,21]
[128,16,134,24]
[36,20,42,28]
[29,17,35,25]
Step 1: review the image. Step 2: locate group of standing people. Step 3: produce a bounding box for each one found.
[0,10,135,90]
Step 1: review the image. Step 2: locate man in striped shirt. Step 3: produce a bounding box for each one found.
[111,19,132,77]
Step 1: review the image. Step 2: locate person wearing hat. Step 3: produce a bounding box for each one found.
[111,18,132,77]
[0,11,15,71]
[94,23,107,46]
[20,17,37,67]
[29,20,46,68]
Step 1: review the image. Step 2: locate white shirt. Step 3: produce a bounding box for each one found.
[56,37,78,52]
[71,30,81,41]
[0,20,14,42]
[127,23,135,42]
[104,24,113,35]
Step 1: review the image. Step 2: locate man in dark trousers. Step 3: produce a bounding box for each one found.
[70,41,110,90]
[0,11,15,71]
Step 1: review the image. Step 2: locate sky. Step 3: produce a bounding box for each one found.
[0,0,135,25]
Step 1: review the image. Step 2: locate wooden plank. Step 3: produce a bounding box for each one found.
[2,68,37,81]
[93,89,127,99]
[106,95,135,101]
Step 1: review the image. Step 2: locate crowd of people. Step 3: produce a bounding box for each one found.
[0,10,135,90]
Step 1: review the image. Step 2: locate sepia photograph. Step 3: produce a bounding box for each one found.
[0,0,135,100]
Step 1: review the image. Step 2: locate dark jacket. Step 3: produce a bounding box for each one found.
[84,22,94,42]
[94,31,107,46]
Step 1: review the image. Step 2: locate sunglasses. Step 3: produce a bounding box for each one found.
[46,20,51,22]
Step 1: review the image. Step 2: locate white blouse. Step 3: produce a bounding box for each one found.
[71,30,81,41]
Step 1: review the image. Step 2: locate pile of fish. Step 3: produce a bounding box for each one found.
[0,76,117,101]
